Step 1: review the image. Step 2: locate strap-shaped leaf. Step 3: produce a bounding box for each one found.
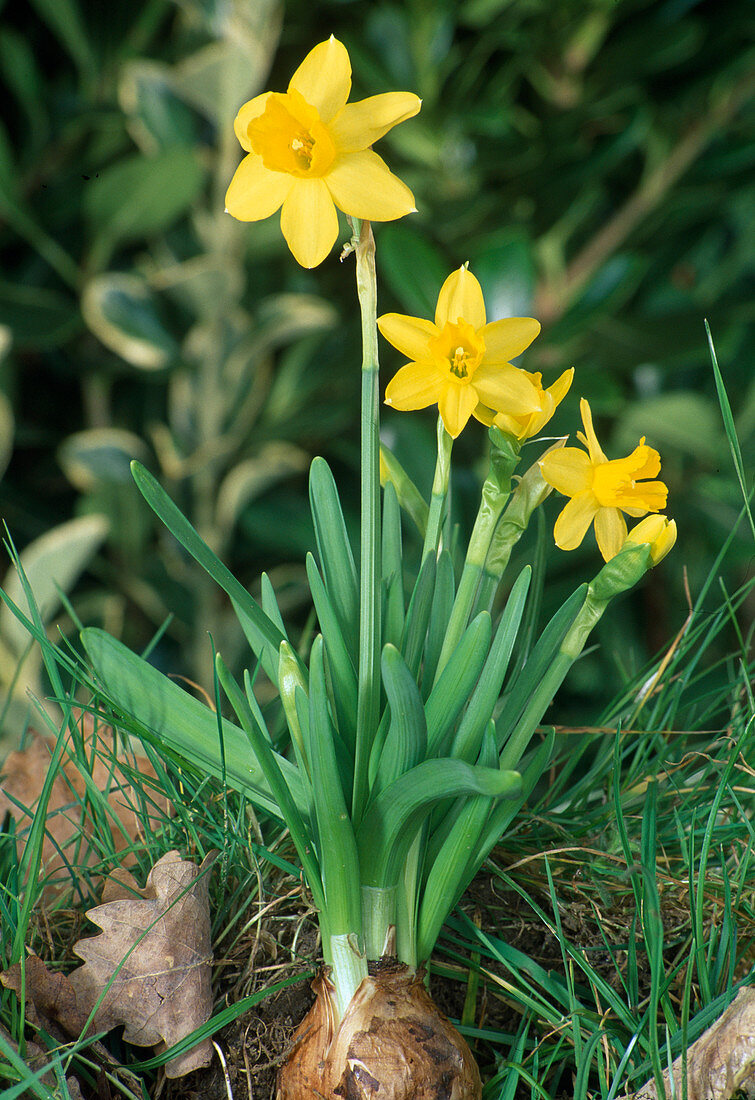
[308,636,363,936]
[400,552,436,678]
[215,654,324,914]
[425,611,492,756]
[357,758,521,889]
[379,443,429,536]
[309,457,359,656]
[371,645,427,799]
[495,584,587,750]
[416,724,498,962]
[382,482,405,648]
[82,628,305,819]
[422,550,455,694]
[260,572,288,639]
[472,729,555,880]
[306,553,358,748]
[130,461,284,682]
[451,566,531,763]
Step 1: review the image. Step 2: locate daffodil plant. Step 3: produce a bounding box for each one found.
[79,36,676,1098]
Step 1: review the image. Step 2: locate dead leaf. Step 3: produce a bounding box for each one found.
[0,711,170,894]
[0,952,90,1035]
[625,986,755,1100]
[70,849,215,1077]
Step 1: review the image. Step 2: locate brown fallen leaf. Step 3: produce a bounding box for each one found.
[0,711,169,895]
[70,849,215,1077]
[0,952,90,1035]
[624,986,755,1100]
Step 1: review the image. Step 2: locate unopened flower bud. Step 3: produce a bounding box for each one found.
[624,514,677,565]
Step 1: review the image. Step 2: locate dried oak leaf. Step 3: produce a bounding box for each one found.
[627,986,755,1100]
[0,953,90,1035]
[0,713,169,894]
[70,849,215,1078]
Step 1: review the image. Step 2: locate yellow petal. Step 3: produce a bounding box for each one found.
[472,364,540,415]
[438,383,479,438]
[553,493,599,551]
[377,313,436,360]
[539,447,593,496]
[328,92,422,152]
[579,398,607,464]
[473,402,496,427]
[480,317,541,363]
[385,361,439,410]
[225,154,293,221]
[325,150,416,220]
[234,92,273,152]
[549,367,575,405]
[594,507,628,561]
[435,267,486,330]
[280,179,339,268]
[288,37,351,123]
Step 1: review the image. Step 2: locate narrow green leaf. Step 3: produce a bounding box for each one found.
[308,636,362,936]
[425,611,492,756]
[382,481,405,648]
[371,645,427,798]
[358,758,521,889]
[216,653,324,914]
[422,549,455,693]
[260,573,288,639]
[706,320,755,541]
[81,628,306,820]
[451,566,531,763]
[379,443,429,536]
[309,457,359,656]
[130,461,285,682]
[305,553,358,749]
[400,552,436,678]
[495,584,588,750]
[472,729,555,877]
[416,724,498,963]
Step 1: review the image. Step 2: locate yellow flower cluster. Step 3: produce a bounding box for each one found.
[225,37,675,565]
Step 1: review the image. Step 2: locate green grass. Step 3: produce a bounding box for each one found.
[1,341,753,1097]
[0,549,752,1097]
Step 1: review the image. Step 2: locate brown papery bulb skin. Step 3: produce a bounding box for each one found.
[277,960,482,1100]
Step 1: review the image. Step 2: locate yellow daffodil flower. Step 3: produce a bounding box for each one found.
[379,266,542,439]
[539,397,668,561]
[225,36,421,268]
[624,513,677,565]
[475,368,574,441]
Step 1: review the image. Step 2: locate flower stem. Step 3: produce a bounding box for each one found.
[421,418,453,562]
[351,219,382,825]
[362,885,397,960]
[434,431,518,682]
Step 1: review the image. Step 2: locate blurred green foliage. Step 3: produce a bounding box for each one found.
[0,0,752,730]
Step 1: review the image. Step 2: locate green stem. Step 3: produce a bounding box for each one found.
[421,418,453,562]
[330,934,368,1019]
[434,430,518,682]
[352,219,382,824]
[362,885,397,960]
